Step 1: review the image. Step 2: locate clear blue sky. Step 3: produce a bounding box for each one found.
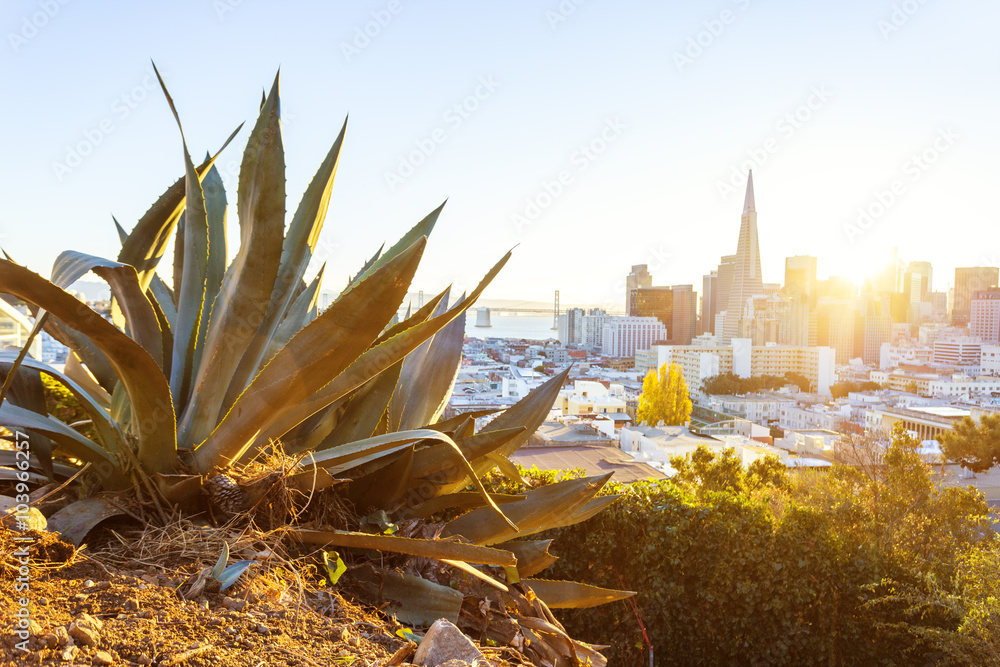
[3,0,998,308]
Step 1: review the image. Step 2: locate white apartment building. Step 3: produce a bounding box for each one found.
[982,345,1000,377]
[880,342,933,370]
[932,337,982,367]
[635,337,835,395]
[581,313,611,349]
[601,316,668,358]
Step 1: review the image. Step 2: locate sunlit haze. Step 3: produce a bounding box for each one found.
[3,0,998,306]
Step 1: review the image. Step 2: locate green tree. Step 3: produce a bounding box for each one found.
[669,444,787,498]
[938,413,1000,473]
[637,362,691,426]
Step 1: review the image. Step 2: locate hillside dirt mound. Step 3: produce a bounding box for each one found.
[0,526,529,667]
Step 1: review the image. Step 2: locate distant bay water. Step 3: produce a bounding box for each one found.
[464,314,557,340]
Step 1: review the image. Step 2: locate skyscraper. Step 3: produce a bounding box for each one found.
[671,285,697,345]
[954,267,999,325]
[903,261,933,304]
[625,264,652,315]
[784,255,818,308]
[722,171,764,344]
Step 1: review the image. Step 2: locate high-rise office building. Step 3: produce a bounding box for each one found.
[784,255,818,308]
[625,264,652,315]
[971,289,1000,343]
[700,270,717,335]
[903,261,933,304]
[954,267,999,325]
[557,307,585,346]
[630,286,673,330]
[721,171,764,343]
[671,285,698,346]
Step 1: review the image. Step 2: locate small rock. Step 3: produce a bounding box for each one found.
[28,620,42,635]
[68,623,98,647]
[53,626,71,647]
[136,655,151,665]
[0,496,47,530]
[71,593,89,602]
[223,597,246,611]
[38,597,49,605]
[77,612,104,630]
[438,661,474,667]
[84,580,96,588]
[93,650,114,665]
[60,645,78,662]
[412,619,485,667]
[40,633,59,648]
[123,599,139,611]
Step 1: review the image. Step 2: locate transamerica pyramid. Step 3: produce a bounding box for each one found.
[721,171,764,344]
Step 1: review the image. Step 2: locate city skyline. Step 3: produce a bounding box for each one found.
[3,0,998,307]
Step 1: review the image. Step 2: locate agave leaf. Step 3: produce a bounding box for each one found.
[46,497,128,547]
[410,427,526,498]
[1,351,123,453]
[212,542,230,579]
[546,495,619,531]
[167,123,210,412]
[256,264,326,373]
[257,251,510,447]
[0,402,113,468]
[501,540,558,578]
[352,243,384,287]
[0,468,48,484]
[346,444,415,511]
[434,430,527,496]
[148,273,177,334]
[290,528,516,566]
[309,361,402,451]
[424,410,498,434]
[178,71,285,446]
[479,366,570,461]
[353,566,463,627]
[345,202,445,294]
[296,429,452,472]
[116,103,242,292]
[373,287,448,347]
[442,473,613,546]
[524,579,635,609]
[225,119,346,404]
[218,561,254,591]
[196,163,228,366]
[397,492,526,520]
[192,237,425,471]
[64,352,112,408]
[484,452,524,486]
[0,260,176,474]
[50,252,164,368]
[33,314,116,391]
[390,294,466,431]
[294,428,516,530]
[0,361,54,479]
[440,558,508,592]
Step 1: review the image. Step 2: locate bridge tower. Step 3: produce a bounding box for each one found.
[552,290,560,330]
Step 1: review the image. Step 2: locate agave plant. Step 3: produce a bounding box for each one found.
[0,66,629,665]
